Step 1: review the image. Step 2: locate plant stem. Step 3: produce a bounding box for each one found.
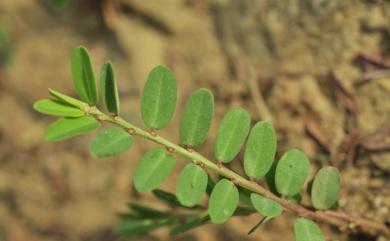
[88,107,390,238]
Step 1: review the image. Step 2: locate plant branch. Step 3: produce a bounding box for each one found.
[87,106,390,238]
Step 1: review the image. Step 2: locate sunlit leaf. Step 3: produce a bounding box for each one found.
[100,61,120,114]
[214,108,250,163]
[45,116,100,142]
[71,46,98,105]
[250,193,283,218]
[140,65,177,129]
[176,163,208,207]
[311,167,340,210]
[294,218,325,241]
[48,88,87,108]
[170,216,210,236]
[34,99,84,117]
[208,179,239,224]
[244,121,277,179]
[90,127,133,158]
[275,149,310,197]
[133,149,176,192]
[179,88,214,147]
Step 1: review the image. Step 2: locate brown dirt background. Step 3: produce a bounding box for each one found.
[0,0,389,241]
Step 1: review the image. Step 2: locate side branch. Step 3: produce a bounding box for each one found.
[88,107,390,238]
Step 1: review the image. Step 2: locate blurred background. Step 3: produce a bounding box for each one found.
[0,0,389,241]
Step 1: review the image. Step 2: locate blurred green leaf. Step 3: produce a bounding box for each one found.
[71,46,98,105]
[176,163,208,207]
[244,121,277,179]
[46,0,69,11]
[214,108,250,163]
[90,127,133,158]
[100,61,120,114]
[170,216,210,236]
[294,218,325,241]
[152,189,182,207]
[179,88,214,147]
[250,193,283,218]
[311,167,340,210]
[45,116,100,142]
[34,99,84,117]
[208,179,239,224]
[115,216,174,237]
[206,175,216,196]
[133,149,176,192]
[128,204,166,218]
[0,24,11,65]
[233,206,254,216]
[275,149,310,197]
[48,88,86,108]
[140,65,177,129]
[237,186,253,207]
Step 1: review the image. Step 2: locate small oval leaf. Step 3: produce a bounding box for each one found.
[100,61,120,114]
[45,116,100,142]
[179,88,214,147]
[214,108,251,163]
[311,167,340,210]
[250,193,283,218]
[176,163,208,207]
[34,99,84,117]
[294,218,325,241]
[140,65,177,129]
[90,127,133,158]
[208,179,239,224]
[275,149,310,197]
[133,148,176,192]
[244,121,277,179]
[48,88,87,108]
[71,46,98,105]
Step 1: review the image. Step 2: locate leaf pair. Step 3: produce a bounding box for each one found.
[140,66,215,147]
[72,46,120,114]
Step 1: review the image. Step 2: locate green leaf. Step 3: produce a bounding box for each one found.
[45,116,100,142]
[179,88,214,147]
[152,189,182,207]
[170,216,210,236]
[115,217,173,237]
[244,121,277,179]
[311,167,340,210]
[128,204,166,218]
[275,149,310,197]
[214,108,251,163]
[140,65,177,129]
[133,148,176,192]
[294,218,325,241]
[250,193,283,218]
[176,163,208,207]
[208,179,239,224]
[90,127,133,158]
[71,46,98,105]
[48,88,87,109]
[33,99,84,117]
[100,61,120,114]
